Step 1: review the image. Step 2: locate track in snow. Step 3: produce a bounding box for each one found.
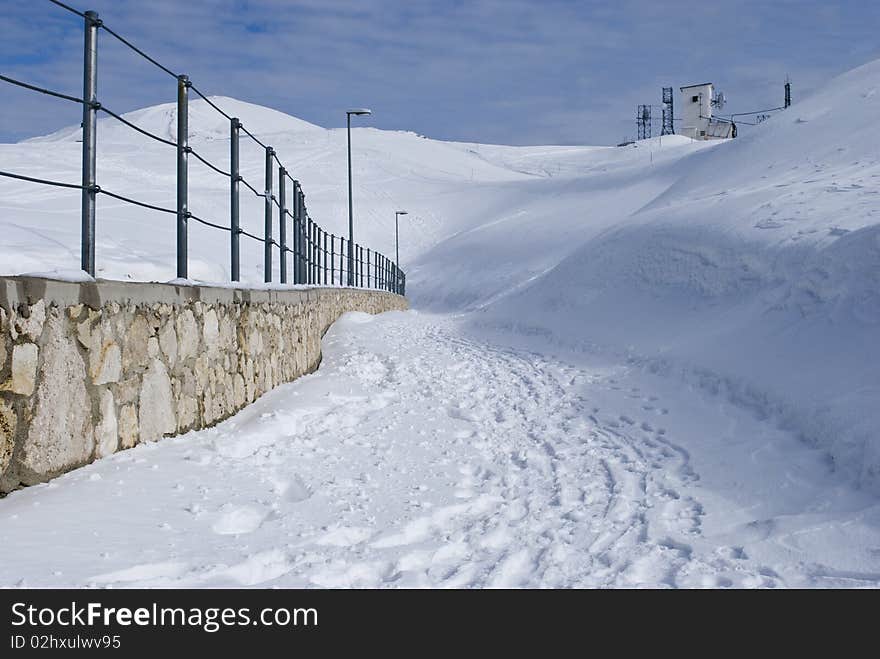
[1,310,879,588]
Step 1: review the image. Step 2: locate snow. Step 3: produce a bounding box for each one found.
[2,311,879,587]
[1,60,880,587]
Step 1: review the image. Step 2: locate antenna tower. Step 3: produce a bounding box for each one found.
[637,104,652,140]
[661,87,674,135]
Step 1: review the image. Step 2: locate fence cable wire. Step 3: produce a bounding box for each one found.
[189,147,231,178]
[239,228,264,242]
[188,212,230,232]
[99,23,179,80]
[98,105,178,147]
[239,124,268,150]
[239,177,266,199]
[0,74,85,105]
[189,85,233,121]
[0,169,84,190]
[97,188,177,214]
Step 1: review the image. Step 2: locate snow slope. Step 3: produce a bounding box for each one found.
[1,59,880,587]
[474,59,880,493]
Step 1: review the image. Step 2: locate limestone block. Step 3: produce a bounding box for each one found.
[244,358,255,403]
[203,308,219,350]
[158,320,177,368]
[219,313,234,349]
[17,314,94,485]
[176,393,198,433]
[0,343,39,396]
[176,309,199,363]
[76,320,91,348]
[122,315,151,372]
[67,303,84,320]
[138,358,176,442]
[118,404,138,449]
[89,341,122,385]
[114,377,140,406]
[94,389,119,458]
[194,355,211,392]
[0,398,16,475]
[202,388,214,424]
[247,329,263,356]
[13,299,46,341]
[232,373,246,408]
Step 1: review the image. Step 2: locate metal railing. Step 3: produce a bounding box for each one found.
[0,1,406,295]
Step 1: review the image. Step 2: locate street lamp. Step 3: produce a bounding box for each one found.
[394,210,407,290]
[346,108,372,285]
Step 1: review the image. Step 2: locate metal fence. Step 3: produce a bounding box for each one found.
[0,1,406,295]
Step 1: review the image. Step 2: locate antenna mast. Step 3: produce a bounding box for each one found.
[661,87,674,135]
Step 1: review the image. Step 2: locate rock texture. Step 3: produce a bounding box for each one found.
[0,278,407,493]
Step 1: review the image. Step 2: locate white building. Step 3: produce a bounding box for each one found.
[679,83,734,140]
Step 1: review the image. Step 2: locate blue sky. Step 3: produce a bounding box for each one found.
[2,0,880,144]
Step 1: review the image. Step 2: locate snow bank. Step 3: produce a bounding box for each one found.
[475,60,880,492]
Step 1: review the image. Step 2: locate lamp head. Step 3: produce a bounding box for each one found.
[347,108,372,116]
[396,210,408,216]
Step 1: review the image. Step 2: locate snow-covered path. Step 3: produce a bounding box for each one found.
[2,310,879,588]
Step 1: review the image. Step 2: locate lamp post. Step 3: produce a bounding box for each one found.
[346,108,372,285]
[394,210,407,291]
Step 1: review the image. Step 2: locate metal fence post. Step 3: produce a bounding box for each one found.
[316,226,322,284]
[307,218,313,284]
[292,181,300,284]
[314,224,319,285]
[330,234,335,285]
[359,245,364,287]
[339,237,345,286]
[176,74,190,280]
[264,146,273,283]
[314,223,319,285]
[290,179,300,284]
[230,117,240,281]
[299,191,308,284]
[278,167,287,284]
[366,248,371,288]
[80,10,99,278]
[306,216,313,284]
[323,230,328,284]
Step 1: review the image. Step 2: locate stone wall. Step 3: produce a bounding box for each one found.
[0,277,407,493]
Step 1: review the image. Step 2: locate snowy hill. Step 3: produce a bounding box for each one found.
[1,61,878,497]
[2,60,880,588]
[477,59,880,493]
[28,96,323,145]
